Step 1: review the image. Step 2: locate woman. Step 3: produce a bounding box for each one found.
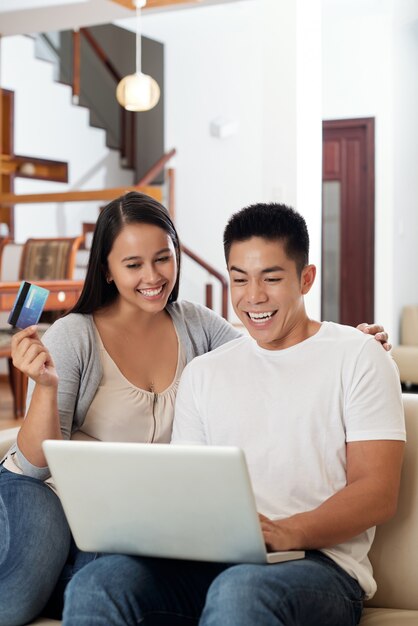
[0,191,389,626]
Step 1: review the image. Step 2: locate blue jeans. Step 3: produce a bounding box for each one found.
[63,550,364,626]
[0,464,98,626]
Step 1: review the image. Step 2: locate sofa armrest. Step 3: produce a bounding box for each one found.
[392,346,418,385]
[0,426,19,458]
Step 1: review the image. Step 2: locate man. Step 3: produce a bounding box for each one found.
[64,203,405,626]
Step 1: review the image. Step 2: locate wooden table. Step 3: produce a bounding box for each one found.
[0,279,84,314]
[0,279,84,417]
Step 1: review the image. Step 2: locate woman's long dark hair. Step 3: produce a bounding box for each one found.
[69,191,181,315]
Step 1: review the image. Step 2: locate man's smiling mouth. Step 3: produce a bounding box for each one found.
[246,311,277,323]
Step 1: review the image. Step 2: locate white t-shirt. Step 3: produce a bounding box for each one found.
[172,321,405,599]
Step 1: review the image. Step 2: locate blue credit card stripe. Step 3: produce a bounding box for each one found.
[7,281,50,329]
[8,281,31,326]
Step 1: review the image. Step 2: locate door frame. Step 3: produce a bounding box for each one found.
[322,117,375,325]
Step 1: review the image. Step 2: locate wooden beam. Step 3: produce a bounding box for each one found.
[72,29,81,101]
[0,89,15,236]
[0,91,13,169]
[1,88,71,238]
[0,154,68,182]
[0,185,163,206]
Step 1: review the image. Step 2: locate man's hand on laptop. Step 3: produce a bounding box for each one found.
[259,513,304,552]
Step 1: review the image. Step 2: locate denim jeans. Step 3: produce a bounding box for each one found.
[0,463,98,626]
[63,550,364,626]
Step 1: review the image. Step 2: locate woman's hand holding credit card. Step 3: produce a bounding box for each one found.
[8,282,58,387]
[7,281,50,330]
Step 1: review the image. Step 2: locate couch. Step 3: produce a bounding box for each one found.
[1,393,418,625]
[392,306,418,385]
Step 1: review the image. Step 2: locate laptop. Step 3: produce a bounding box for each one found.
[42,440,305,565]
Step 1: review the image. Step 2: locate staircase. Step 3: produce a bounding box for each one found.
[33,23,165,183]
[0,34,135,243]
[0,33,229,320]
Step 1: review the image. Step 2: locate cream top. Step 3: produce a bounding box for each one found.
[73,326,186,444]
[4,325,186,480]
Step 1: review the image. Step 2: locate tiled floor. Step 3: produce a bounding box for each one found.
[0,379,24,430]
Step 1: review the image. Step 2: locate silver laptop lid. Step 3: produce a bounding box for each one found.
[43,440,304,565]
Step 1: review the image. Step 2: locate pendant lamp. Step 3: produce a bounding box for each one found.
[116,0,160,112]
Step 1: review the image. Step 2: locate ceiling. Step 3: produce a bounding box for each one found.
[0,0,243,37]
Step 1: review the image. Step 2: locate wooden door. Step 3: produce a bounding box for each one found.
[322,118,375,326]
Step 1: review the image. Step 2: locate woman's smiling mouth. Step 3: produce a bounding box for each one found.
[137,284,166,299]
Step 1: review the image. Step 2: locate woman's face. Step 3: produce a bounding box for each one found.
[106,222,178,315]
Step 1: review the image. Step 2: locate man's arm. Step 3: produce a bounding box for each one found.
[260,438,404,551]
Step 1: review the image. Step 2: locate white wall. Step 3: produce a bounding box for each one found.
[5,0,414,337]
[296,0,322,311]
[2,1,324,321]
[135,0,264,315]
[392,1,418,338]
[122,0,322,319]
[322,0,418,341]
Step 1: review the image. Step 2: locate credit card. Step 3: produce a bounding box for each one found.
[8,281,50,329]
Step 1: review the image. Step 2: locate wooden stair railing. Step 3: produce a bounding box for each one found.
[37,29,135,169]
[0,185,163,206]
[136,148,176,186]
[136,148,176,219]
[72,29,81,104]
[181,244,228,320]
[0,147,176,211]
[0,157,229,320]
[135,154,227,318]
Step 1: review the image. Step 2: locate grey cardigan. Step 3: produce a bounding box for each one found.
[11,301,240,479]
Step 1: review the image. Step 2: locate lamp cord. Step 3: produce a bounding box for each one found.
[135,0,146,75]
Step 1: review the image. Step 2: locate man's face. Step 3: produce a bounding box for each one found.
[228,237,315,350]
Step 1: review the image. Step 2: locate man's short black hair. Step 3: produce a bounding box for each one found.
[223,202,309,275]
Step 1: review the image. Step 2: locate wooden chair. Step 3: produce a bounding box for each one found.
[0,236,83,418]
[19,237,82,280]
